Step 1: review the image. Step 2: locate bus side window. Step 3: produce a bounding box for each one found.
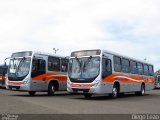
[48,57,60,72]
[137,62,143,75]
[122,58,130,73]
[114,56,121,72]
[144,64,149,76]
[130,61,138,74]
[31,59,46,77]
[38,59,46,72]
[102,58,112,78]
[61,58,68,72]
[149,65,154,76]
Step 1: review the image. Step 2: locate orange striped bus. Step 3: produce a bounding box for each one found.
[67,49,154,98]
[6,51,68,96]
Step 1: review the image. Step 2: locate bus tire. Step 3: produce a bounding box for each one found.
[136,84,145,96]
[29,91,36,96]
[110,84,119,98]
[48,82,56,96]
[84,93,92,99]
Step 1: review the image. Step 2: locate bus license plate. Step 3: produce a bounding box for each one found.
[12,87,17,90]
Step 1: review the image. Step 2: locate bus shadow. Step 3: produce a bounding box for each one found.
[72,93,151,101]
[9,92,81,97]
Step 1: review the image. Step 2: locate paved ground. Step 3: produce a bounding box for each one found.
[0,88,160,114]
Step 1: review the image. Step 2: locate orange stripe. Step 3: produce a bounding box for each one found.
[102,74,154,84]
[0,76,6,81]
[8,81,24,85]
[32,73,67,82]
[70,83,94,88]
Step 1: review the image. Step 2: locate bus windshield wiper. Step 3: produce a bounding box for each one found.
[10,58,18,77]
[17,57,26,71]
[13,58,16,70]
[83,56,92,71]
[14,57,26,77]
[75,57,81,68]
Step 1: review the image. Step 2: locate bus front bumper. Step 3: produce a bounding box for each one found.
[67,83,103,94]
[6,81,30,91]
[67,82,113,94]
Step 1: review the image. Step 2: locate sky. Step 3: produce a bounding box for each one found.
[0,0,160,71]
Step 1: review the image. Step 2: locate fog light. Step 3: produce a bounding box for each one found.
[94,82,99,87]
[24,81,27,84]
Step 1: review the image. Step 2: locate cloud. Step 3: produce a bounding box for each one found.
[0,0,160,70]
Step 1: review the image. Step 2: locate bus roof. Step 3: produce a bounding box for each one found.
[70,49,153,66]
[101,49,153,66]
[11,51,67,58]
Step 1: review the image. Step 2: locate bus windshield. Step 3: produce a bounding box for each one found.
[8,57,31,81]
[68,57,100,82]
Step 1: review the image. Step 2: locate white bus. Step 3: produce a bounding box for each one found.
[67,49,154,98]
[6,51,68,96]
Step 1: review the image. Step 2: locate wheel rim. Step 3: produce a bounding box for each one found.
[142,86,145,95]
[113,87,117,97]
[51,85,55,93]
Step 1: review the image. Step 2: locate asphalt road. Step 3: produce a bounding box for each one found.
[0,88,160,115]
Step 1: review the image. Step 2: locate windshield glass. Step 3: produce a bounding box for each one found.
[68,57,100,80]
[8,57,31,80]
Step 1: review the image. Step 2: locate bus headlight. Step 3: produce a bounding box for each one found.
[94,80,100,87]
[24,78,29,84]
[67,81,71,87]
[94,83,99,87]
[24,81,28,84]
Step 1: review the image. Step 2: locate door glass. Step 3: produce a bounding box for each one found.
[102,58,112,78]
[61,58,68,72]
[31,59,46,77]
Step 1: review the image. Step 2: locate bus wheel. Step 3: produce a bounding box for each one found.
[48,82,56,96]
[136,84,145,96]
[111,85,118,98]
[84,93,92,99]
[29,91,36,96]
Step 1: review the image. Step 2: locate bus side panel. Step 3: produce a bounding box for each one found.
[145,76,155,91]
[93,82,113,94]
[145,83,154,91]
[46,73,67,91]
[30,79,48,91]
[102,74,154,93]
[30,72,67,91]
[58,80,67,91]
